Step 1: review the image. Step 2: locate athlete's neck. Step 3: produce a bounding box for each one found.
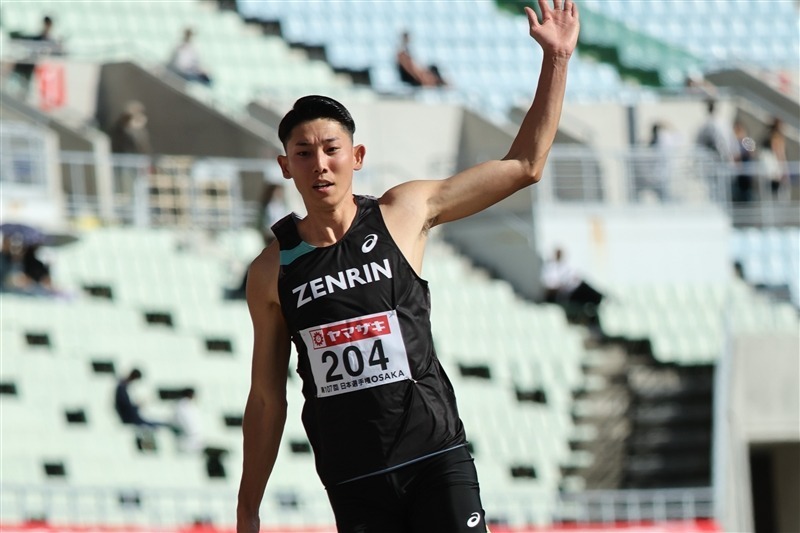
[297,195,359,247]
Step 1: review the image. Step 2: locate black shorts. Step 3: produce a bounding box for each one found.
[326,446,486,533]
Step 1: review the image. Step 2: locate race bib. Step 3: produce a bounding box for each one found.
[299,310,412,398]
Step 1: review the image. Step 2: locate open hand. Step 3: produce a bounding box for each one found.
[525,0,580,59]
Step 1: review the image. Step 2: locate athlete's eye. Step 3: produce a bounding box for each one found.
[327,147,340,154]
[296,151,309,157]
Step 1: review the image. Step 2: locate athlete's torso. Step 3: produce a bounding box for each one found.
[273,195,465,487]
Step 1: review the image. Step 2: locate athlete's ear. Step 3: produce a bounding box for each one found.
[353,144,366,172]
[277,154,292,180]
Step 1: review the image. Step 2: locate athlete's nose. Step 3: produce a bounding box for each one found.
[312,150,328,174]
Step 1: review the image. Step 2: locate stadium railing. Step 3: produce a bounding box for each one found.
[1,483,714,529]
[2,115,796,230]
[51,147,800,229]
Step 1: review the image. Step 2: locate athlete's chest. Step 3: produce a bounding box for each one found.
[281,225,403,313]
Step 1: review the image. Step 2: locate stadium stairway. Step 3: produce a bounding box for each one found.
[568,338,715,492]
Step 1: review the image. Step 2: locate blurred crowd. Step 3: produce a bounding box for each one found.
[641,99,791,204]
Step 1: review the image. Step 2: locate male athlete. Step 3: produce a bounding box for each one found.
[237,2,579,531]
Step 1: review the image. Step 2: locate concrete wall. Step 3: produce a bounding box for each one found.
[716,334,800,533]
[535,203,732,289]
[564,95,737,151]
[95,62,279,159]
[457,108,513,171]
[735,335,800,444]
[562,101,631,149]
[24,58,102,125]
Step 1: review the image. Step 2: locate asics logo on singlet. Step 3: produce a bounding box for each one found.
[292,258,392,308]
[467,512,481,528]
[361,233,378,253]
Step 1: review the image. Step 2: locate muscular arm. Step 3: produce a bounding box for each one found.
[237,244,292,533]
[381,1,579,256]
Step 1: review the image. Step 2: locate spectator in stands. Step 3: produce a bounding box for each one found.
[168,28,213,86]
[695,100,733,163]
[0,233,60,297]
[110,100,153,155]
[21,243,54,289]
[10,16,64,93]
[170,387,230,475]
[731,120,757,203]
[541,247,604,324]
[172,387,203,453]
[759,118,789,200]
[641,121,681,202]
[694,100,734,197]
[114,369,173,450]
[684,70,717,99]
[0,234,22,291]
[396,30,448,88]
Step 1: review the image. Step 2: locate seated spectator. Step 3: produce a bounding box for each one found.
[0,229,62,297]
[10,15,64,92]
[115,369,173,450]
[0,234,22,290]
[541,247,604,325]
[396,31,448,88]
[170,387,229,474]
[172,388,203,453]
[22,243,52,288]
[168,28,213,86]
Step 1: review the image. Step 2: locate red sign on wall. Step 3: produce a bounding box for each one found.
[35,63,66,111]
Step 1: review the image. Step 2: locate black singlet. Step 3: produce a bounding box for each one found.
[272,195,466,488]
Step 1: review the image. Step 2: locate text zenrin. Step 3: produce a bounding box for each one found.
[292,259,392,308]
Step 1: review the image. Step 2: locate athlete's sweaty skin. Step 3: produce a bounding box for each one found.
[237,2,579,531]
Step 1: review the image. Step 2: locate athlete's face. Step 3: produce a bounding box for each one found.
[278,119,365,209]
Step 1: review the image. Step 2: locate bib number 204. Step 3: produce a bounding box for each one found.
[322,339,389,383]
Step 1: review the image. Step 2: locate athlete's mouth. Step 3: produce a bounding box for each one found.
[313,181,333,190]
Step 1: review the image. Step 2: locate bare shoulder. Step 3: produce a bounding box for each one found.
[379,180,439,233]
[378,181,441,272]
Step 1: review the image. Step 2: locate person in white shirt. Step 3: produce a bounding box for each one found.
[541,247,603,325]
[173,387,203,453]
[168,28,212,86]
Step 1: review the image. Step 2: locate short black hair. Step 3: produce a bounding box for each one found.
[278,95,355,147]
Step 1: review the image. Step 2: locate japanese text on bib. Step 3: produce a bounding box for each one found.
[299,310,412,398]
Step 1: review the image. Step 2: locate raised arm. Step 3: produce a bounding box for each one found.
[382,0,579,231]
[237,245,292,533]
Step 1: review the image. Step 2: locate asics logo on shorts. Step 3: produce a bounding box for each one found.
[362,233,378,253]
[467,511,481,528]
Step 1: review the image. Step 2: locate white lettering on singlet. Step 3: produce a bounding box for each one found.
[292,258,392,309]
